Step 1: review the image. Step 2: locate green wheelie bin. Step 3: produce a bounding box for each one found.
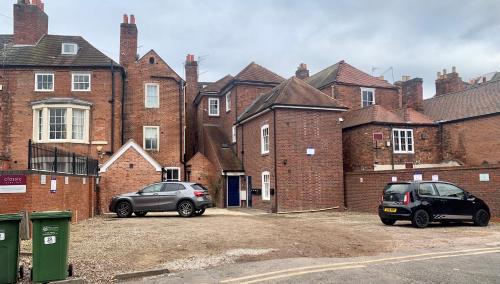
[0,213,23,284]
[30,211,73,283]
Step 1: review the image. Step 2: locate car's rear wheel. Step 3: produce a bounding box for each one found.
[474,209,490,227]
[380,218,396,225]
[194,208,205,216]
[134,211,148,217]
[412,209,430,228]
[177,201,194,217]
[116,201,133,218]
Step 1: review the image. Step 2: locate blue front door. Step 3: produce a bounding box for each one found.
[227,176,240,207]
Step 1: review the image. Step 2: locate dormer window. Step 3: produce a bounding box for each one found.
[62,43,78,55]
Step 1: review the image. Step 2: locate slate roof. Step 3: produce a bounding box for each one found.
[342,105,435,129]
[306,60,396,90]
[234,62,284,83]
[238,76,347,123]
[201,75,233,93]
[423,79,500,122]
[0,34,118,67]
[204,125,243,172]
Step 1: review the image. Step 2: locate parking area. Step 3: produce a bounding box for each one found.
[20,209,500,283]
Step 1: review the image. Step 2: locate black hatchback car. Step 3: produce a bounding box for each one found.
[378,181,490,228]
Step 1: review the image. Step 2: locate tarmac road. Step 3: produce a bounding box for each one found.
[131,245,500,284]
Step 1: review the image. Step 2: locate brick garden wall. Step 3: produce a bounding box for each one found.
[345,166,500,217]
[0,171,96,222]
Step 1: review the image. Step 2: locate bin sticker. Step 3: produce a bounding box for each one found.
[0,231,5,241]
[44,236,56,245]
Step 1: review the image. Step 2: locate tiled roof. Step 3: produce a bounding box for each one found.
[306,60,396,90]
[204,125,243,172]
[201,75,233,93]
[234,62,284,83]
[0,34,118,67]
[342,105,435,129]
[423,79,500,122]
[238,76,347,123]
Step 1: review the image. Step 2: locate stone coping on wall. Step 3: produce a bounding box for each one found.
[0,169,97,178]
[345,165,500,176]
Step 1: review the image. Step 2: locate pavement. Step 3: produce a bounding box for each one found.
[127,244,500,284]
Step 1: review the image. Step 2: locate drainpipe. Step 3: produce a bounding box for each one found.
[273,109,278,213]
[179,79,187,180]
[120,68,126,145]
[390,124,394,170]
[110,61,116,154]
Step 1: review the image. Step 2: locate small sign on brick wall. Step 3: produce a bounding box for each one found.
[50,177,57,193]
[432,175,439,181]
[413,173,423,181]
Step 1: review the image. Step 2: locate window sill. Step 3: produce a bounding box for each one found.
[71,90,91,92]
[261,152,270,157]
[34,140,90,145]
[208,115,220,117]
[35,90,54,92]
[393,152,415,155]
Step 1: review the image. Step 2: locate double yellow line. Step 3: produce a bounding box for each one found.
[221,246,500,283]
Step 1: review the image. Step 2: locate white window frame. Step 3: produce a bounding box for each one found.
[232,125,237,143]
[261,124,269,154]
[61,43,78,55]
[208,97,220,116]
[35,73,54,92]
[143,126,160,151]
[71,73,91,92]
[225,91,231,112]
[164,167,181,181]
[145,83,160,108]
[361,87,375,107]
[392,128,414,154]
[262,171,271,201]
[32,104,90,144]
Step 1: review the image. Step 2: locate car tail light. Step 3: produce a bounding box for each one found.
[403,191,410,205]
[194,191,205,197]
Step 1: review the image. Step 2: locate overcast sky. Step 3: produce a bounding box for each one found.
[1,0,499,97]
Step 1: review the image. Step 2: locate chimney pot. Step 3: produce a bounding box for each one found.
[443,69,447,75]
[123,14,128,24]
[130,14,135,24]
[452,66,456,73]
[378,75,384,80]
[437,71,441,78]
[482,77,487,83]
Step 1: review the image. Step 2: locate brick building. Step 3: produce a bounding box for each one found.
[0,0,123,170]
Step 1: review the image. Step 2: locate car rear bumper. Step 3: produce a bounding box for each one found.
[194,200,213,210]
[378,205,412,220]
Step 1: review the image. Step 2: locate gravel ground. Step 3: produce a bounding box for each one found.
[17,209,500,283]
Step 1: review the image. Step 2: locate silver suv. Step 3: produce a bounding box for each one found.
[109,182,212,218]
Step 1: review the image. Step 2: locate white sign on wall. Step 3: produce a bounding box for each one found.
[391,176,398,182]
[50,177,57,193]
[306,148,315,156]
[0,175,27,194]
[432,175,439,181]
[413,174,423,181]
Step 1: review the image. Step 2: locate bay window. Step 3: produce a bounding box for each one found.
[33,104,90,143]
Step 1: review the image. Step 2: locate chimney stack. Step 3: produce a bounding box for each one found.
[184,54,199,161]
[119,13,138,67]
[435,66,466,96]
[295,63,309,80]
[13,0,48,45]
[401,78,423,111]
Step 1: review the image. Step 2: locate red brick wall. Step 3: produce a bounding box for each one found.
[239,111,275,212]
[99,147,161,213]
[320,84,401,111]
[122,54,183,172]
[342,124,440,171]
[275,109,344,212]
[186,152,220,206]
[13,3,48,45]
[0,171,96,222]
[0,68,123,169]
[441,115,500,166]
[345,166,500,217]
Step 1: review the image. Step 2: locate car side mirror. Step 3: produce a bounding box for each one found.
[138,190,143,195]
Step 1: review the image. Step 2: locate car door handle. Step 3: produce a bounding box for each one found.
[153,193,159,196]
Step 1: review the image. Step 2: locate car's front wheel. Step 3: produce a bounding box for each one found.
[380,218,396,225]
[116,201,133,218]
[194,208,206,216]
[474,209,490,227]
[134,211,148,217]
[177,201,195,217]
[412,209,430,228]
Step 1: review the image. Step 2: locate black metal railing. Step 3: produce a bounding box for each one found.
[28,139,99,176]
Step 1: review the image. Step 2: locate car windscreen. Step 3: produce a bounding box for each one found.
[383,184,409,202]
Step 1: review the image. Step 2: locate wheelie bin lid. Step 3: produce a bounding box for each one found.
[30,211,72,220]
[0,213,22,222]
